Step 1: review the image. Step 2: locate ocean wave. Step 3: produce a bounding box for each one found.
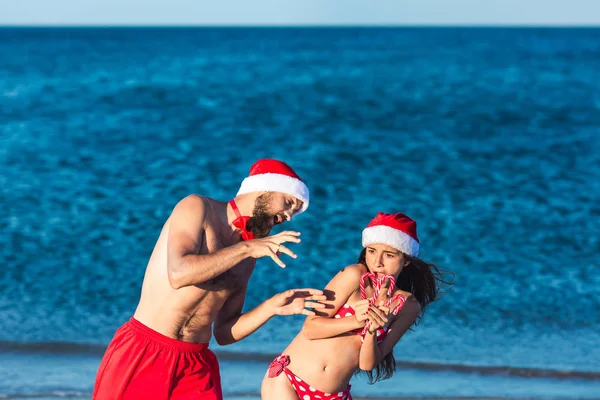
[0,393,598,400]
[1,341,599,381]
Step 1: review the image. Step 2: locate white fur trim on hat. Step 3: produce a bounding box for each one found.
[237,173,309,213]
[362,225,420,256]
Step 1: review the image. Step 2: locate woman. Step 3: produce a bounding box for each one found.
[261,212,451,400]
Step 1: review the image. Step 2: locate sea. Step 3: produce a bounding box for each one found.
[1,27,599,399]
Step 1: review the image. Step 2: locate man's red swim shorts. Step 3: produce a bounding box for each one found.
[93,317,222,400]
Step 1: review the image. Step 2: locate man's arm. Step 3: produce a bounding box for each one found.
[301,264,368,340]
[214,286,327,346]
[213,282,267,346]
[166,195,251,289]
[167,195,303,289]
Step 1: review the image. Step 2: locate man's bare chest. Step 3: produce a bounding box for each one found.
[197,229,253,292]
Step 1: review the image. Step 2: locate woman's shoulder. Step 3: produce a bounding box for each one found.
[326,264,367,288]
[391,289,421,316]
[392,288,412,299]
[337,263,368,279]
[323,264,367,293]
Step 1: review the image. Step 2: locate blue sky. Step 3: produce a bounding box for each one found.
[1,0,599,25]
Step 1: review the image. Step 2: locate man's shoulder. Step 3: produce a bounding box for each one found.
[170,194,211,223]
[172,194,229,228]
[180,193,212,203]
[175,194,217,210]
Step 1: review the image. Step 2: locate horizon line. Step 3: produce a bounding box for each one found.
[1,23,599,28]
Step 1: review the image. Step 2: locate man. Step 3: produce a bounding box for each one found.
[93,159,325,400]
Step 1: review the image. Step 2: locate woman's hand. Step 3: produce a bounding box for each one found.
[366,302,390,333]
[353,299,371,324]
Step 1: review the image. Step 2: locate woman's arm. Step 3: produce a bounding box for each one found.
[358,296,421,370]
[302,264,369,340]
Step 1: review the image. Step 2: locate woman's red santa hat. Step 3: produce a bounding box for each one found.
[237,159,310,214]
[362,212,420,256]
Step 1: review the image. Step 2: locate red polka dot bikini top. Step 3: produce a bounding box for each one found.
[333,303,391,343]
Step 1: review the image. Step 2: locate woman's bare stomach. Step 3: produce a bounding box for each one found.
[282,333,362,393]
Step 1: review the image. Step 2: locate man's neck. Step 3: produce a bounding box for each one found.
[228,194,257,223]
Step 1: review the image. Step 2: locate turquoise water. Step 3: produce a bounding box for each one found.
[1,27,599,398]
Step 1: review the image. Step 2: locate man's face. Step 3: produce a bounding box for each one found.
[248,192,303,238]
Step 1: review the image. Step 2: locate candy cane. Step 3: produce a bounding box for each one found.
[359,273,377,300]
[359,273,406,336]
[385,293,406,315]
[371,278,383,303]
[376,275,396,301]
[359,273,378,335]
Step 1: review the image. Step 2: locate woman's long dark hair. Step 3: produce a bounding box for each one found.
[356,248,453,384]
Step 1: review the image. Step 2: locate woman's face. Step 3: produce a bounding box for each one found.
[365,243,409,277]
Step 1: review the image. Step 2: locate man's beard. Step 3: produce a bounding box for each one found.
[247,193,276,239]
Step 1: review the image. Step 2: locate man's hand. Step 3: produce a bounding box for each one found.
[247,231,301,268]
[270,289,328,316]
